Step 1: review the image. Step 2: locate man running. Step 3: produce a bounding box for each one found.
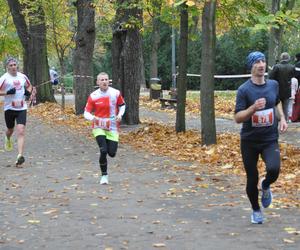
[84,72,125,185]
[0,57,32,167]
[234,51,288,224]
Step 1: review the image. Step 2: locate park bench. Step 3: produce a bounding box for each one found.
[159,88,177,109]
[159,97,177,108]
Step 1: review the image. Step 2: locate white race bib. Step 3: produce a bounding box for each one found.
[251,108,274,127]
[94,118,111,130]
[12,99,24,108]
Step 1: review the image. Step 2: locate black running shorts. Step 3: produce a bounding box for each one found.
[4,109,27,129]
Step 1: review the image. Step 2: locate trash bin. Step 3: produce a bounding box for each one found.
[149,78,162,99]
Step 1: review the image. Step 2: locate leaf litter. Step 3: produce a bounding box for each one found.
[29,102,300,208]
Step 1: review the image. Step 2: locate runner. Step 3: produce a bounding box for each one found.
[0,57,32,167]
[234,51,288,224]
[84,72,125,185]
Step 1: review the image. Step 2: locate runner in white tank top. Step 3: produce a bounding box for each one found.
[0,57,32,167]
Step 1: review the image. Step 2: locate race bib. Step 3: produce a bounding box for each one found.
[12,100,24,108]
[251,108,274,127]
[94,118,111,130]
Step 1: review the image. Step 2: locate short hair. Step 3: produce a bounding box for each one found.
[280,52,290,62]
[5,56,18,66]
[295,53,300,61]
[97,72,109,79]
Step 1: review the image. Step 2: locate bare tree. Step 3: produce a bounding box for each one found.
[176,3,188,132]
[73,0,95,115]
[200,0,217,145]
[7,0,54,103]
[268,0,296,68]
[112,0,145,125]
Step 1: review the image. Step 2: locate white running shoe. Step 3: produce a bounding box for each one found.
[100,175,109,185]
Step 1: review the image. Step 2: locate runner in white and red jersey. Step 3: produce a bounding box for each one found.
[84,72,125,185]
[0,57,32,167]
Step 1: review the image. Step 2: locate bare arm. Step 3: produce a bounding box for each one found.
[276,101,288,132]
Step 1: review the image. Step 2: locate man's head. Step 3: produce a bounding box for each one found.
[280,52,290,62]
[5,57,18,76]
[246,51,266,70]
[295,53,300,62]
[97,72,109,91]
[246,51,266,76]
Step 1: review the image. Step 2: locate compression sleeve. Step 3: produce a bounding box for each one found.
[117,104,125,117]
[84,110,94,121]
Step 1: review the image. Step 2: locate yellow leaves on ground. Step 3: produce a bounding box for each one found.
[29,102,92,139]
[121,122,242,172]
[121,122,300,204]
[139,94,235,119]
[28,102,300,206]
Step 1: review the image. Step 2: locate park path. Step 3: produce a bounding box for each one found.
[0,99,299,250]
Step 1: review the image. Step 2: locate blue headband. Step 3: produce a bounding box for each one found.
[246,51,265,69]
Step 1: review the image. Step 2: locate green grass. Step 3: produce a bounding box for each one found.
[186,90,236,101]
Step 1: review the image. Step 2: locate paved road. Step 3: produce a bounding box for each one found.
[1,97,299,249]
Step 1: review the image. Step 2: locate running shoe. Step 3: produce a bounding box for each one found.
[15,154,25,166]
[261,179,273,208]
[4,136,13,151]
[100,175,109,185]
[251,210,264,224]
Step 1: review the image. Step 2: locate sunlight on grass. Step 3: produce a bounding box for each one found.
[187,90,236,101]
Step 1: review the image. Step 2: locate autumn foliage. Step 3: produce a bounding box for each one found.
[29,101,300,207]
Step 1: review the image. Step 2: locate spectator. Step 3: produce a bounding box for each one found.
[295,53,300,83]
[49,67,59,85]
[268,52,295,121]
[288,77,298,121]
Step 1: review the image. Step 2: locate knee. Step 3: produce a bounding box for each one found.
[108,152,116,158]
[100,147,107,155]
[268,167,280,179]
[16,125,25,136]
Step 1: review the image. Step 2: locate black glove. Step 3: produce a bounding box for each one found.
[6,87,16,95]
[24,86,31,97]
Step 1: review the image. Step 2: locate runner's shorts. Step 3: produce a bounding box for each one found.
[4,110,27,129]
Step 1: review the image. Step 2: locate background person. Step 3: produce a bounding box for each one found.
[288,77,298,121]
[235,51,288,224]
[268,52,295,120]
[49,67,59,85]
[84,72,125,185]
[0,57,32,167]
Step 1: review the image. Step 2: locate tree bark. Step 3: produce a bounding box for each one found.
[176,4,188,133]
[112,0,145,125]
[268,0,281,68]
[7,0,54,103]
[200,0,217,145]
[73,0,95,115]
[268,0,295,68]
[149,0,162,79]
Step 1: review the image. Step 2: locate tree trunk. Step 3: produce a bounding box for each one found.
[268,0,295,68]
[268,0,281,68]
[149,0,162,79]
[112,0,145,125]
[200,0,217,145]
[7,0,54,103]
[73,0,95,115]
[176,4,188,133]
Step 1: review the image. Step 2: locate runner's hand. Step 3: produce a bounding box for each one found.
[253,98,266,111]
[24,86,31,97]
[279,118,288,133]
[6,87,16,95]
[116,114,122,122]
